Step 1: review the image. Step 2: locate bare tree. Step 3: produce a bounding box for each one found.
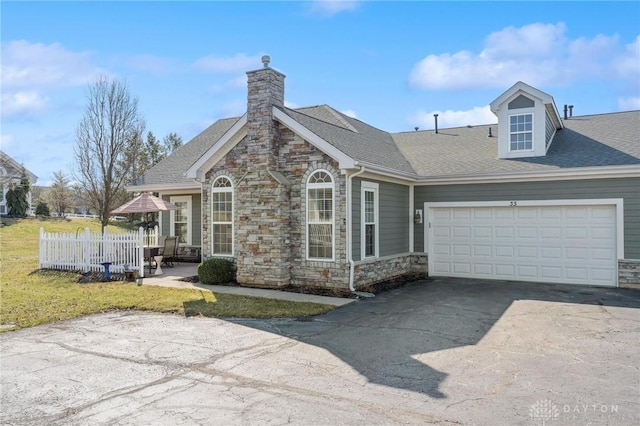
[48,170,72,216]
[74,76,145,228]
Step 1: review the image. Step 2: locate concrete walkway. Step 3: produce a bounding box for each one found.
[138,263,354,307]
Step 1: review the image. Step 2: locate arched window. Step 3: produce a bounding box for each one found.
[212,176,233,255]
[307,170,334,260]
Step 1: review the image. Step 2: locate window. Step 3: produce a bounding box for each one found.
[361,181,379,258]
[212,176,233,255]
[307,170,334,260]
[170,196,192,245]
[509,113,533,151]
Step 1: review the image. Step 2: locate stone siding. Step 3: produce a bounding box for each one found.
[353,253,428,288]
[618,260,640,289]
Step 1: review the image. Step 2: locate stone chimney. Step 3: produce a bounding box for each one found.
[245,55,285,168]
[234,56,291,288]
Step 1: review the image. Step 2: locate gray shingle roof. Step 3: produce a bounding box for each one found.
[282,105,416,174]
[135,106,638,189]
[392,111,640,177]
[134,117,239,186]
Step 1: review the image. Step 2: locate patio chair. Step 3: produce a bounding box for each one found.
[160,236,178,268]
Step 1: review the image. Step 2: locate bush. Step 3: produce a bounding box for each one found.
[198,258,234,285]
[35,202,50,217]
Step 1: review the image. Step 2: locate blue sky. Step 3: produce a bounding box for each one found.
[2,1,639,186]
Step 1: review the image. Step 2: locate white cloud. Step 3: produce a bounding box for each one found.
[618,96,640,110]
[311,0,360,16]
[1,40,104,89]
[1,91,49,119]
[612,35,640,79]
[409,22,636,90]
[409,106,495,130]
[1,40,105,119]
[194,53,261,73]
[341,109,357,118]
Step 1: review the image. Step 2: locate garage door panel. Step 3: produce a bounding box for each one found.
[495,246,515,257]
[494,264,515,278]
[541,227,563,239]
[541,266,563,279]
[428,204,617,286]
[517,246,538,258]
[541,247,562,259]
[474,227,492,238]
[495,227,514,238]
[474,245,492,257]
[473,264,492,275]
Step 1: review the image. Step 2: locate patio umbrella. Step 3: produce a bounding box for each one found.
[111,192,180,214]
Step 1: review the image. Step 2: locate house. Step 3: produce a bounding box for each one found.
[129,57,640,289]
[0,150,38,216]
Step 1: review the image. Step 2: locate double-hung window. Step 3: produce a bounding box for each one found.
[509,113,533,151]
[170,195,192,245]
[361,181,379,258]
[307,170,334,260]
[212,176,233,255]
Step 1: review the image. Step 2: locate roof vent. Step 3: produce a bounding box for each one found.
[261,55,271,68]
[414,127,419,132]
[488,127,493,137]
[569,105,574,117]
[434,114,439,134]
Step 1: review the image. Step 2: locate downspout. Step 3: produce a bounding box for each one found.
[346,165,366,292]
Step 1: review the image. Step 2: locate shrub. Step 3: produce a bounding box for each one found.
[198,258,234,285]
[35,202,50,217]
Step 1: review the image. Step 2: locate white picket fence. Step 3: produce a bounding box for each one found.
[39,227,147,276]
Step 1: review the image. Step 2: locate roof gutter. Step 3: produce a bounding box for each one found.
[346,165,366,293]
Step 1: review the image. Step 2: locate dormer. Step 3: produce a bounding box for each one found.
[490,82,563,159]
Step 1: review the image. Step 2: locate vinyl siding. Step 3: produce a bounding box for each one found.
[352,178,410,261]
[413,177,640,259]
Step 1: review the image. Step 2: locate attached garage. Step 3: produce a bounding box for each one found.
[425,200,623,287]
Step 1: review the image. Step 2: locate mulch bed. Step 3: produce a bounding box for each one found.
[182,272,429,299]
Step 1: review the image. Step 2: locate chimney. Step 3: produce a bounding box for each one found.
[246,55,286,167]
[434,114,439,134]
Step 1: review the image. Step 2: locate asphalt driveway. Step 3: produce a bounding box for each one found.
[1,278,639,425]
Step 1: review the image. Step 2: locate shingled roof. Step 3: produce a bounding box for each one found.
[134,117,239,186]
[392,110,640,178]
[134,106,638,189]
[281,105,415,174]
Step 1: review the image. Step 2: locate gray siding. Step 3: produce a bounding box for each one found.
[414,177,640,259]
[352,178,410,261]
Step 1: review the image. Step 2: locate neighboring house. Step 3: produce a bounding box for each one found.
[0,150,38,216]
[129,57,640,289]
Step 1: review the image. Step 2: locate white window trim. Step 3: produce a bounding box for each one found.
[170,195,192,246]
[508,112,534,152]
[211,176,234,257]
[306,170,335,261]
[361,181,379,259]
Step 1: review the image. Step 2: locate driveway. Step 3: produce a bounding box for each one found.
[1,278,639,425]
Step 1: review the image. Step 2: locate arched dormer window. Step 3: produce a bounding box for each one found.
[306,170,334,260]
[212,176,233,255]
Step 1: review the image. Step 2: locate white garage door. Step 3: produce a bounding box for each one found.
[427,203,618,286]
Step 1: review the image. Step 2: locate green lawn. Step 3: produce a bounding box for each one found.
[0,218,334,331]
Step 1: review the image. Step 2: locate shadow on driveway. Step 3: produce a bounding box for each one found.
[229,278,640,399]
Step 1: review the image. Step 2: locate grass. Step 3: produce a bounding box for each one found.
[0,217,334,331]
